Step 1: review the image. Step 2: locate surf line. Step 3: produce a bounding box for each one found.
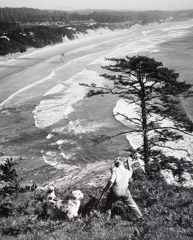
[0,50,108,110]
[0,63,68,109]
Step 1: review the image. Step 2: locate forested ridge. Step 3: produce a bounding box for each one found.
[0,8,69,23]
[69,9,193,24]
[0,7,193,56]
[0,21,109,56]
[0,7,193,23]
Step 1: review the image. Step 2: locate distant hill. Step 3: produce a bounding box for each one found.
[0,21,112,56]
[0,7,193,24]
[0,7,193,56]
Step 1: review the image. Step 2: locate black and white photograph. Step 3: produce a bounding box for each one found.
[0,0,193,239]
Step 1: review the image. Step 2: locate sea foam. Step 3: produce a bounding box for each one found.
[34,19,193,186]
[113,98,193,161]
[33,69,105,129]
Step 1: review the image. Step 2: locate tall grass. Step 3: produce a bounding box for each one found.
[0,168,193,240]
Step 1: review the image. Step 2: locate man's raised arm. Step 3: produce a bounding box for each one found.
[126,157,133,177]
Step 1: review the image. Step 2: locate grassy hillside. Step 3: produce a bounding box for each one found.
[0,161,193,240]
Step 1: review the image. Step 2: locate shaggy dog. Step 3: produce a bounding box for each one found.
[34,184,57,202]
[56,190,84,219]
[46,184,57,202]
[35,185,84,219]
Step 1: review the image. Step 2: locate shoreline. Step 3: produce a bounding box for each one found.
[1,19,193,188]
[0,27,121,65]
[0,27,133,186]
[1,19,193,65]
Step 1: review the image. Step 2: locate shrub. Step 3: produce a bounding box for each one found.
[0,158,20,195]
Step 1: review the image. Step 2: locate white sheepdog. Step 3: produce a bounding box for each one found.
[35,185,84,219]
[56,190,84,219]
[46,184,57,202]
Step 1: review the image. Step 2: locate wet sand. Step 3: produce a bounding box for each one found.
[0,29,131,186]
[1,20,193,188]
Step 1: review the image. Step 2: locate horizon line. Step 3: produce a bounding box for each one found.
[0,6,193,12]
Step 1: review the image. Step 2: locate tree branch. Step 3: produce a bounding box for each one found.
[114,112,142,125]
[153,144,190,156]
[92,129,142,143]
[148,126,193,136]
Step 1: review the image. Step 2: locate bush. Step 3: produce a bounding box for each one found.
[0,158,20,195]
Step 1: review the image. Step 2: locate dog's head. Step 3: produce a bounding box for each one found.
[47,184,55,194]
[72,190,84,200]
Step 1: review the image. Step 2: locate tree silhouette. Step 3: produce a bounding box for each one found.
[0,158,20,195]
[81,56,193,174]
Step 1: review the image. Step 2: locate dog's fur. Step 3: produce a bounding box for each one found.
[35,185,84,219]
[56,190,84,219]
[34,184,57,202]
[46,184,57,202]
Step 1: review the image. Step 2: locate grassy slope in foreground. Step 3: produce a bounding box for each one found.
[0,168,193,240]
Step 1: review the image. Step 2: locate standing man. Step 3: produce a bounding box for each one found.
[99,157,142,219]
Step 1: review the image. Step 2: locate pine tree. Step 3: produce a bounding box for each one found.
[0,158,20,195]
[81,56,193,174]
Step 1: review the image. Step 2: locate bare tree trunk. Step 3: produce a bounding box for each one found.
[141,98,150,171]
[140,76,150,174]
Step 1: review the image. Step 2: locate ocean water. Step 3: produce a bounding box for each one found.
[33,20,193,169]
[152,29,193,121]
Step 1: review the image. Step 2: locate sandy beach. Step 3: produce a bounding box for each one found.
[0,28,133,186]
[1,20,193,188]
